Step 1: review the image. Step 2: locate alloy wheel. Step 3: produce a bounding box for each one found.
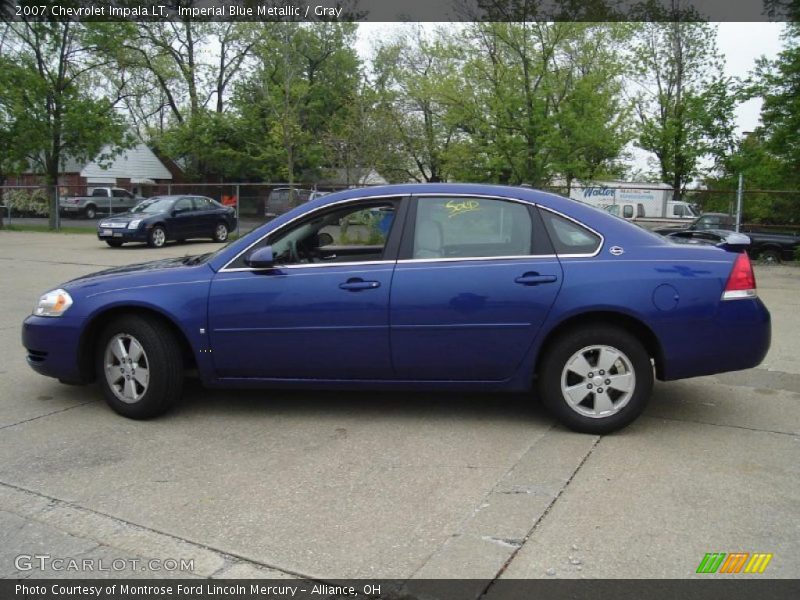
[104,333,150,404]
[560,344,636,418]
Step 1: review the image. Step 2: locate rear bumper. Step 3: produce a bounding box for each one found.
[21,315,86,383]
[658,298,771,380]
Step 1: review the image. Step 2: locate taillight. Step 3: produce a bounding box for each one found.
[722,252,757,300]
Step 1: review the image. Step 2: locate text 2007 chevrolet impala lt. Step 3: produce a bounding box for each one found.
[22,184,770,433]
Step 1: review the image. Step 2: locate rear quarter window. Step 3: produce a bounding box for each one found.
[540,209,602,256]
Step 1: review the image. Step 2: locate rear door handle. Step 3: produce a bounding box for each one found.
[515,273,558,286]
[339,278,380,291]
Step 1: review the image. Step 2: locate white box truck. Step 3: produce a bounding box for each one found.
[568,181,698,221]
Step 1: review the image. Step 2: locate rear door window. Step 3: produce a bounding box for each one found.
[412,197,533,259]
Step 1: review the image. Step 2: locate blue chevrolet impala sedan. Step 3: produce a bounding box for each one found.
[22,184,771,433]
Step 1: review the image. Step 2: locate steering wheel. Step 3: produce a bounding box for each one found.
[288,239,300,263]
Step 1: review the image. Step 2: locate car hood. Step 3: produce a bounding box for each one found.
[64,256,209,288]
[97,212,160,224]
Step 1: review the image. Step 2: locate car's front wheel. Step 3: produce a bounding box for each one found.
[96,315,183,419]
[213,222,229,242]
[147,225,167,248]
[105,240,124,248]
[537,326,653,434]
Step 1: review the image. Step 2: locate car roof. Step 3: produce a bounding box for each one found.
[142,195,212,201]
[207,183,671,272]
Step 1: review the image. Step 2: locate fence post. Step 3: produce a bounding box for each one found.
[167,184,171,195]
[235,184,240,238]
[54,186,61,231]
[736,174,744,233]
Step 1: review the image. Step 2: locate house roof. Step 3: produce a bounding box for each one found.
[25,143,173,181]
[80,143,172,181]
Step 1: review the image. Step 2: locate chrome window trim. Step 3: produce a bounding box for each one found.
[536,205,605,258]
[397,254,558,264]
[219,195,402,272]
[222,260,397,273]
[408,193,604,259]
[220,191,605,272]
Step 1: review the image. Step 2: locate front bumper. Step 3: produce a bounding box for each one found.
[97,227,147,242]
[22,315,86,383]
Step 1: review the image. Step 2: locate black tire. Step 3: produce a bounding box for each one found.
[212,221,229,242]
[105,240,124,248]
[758,248,781,264]
[147,225,167,248]
[96,315,183,419]
[537,326,653,434]
[84,204,97,220]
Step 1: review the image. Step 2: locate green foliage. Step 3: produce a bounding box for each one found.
[704,25,800,224]
[752,23,800,189]
[0,22,131,228]
[632,22,736,195]
[3,189,49,217]
[230,23,361,183]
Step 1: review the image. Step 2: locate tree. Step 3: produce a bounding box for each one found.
[703,24,800,222]
[372,26,465,182]
[752,23,800,189]
[0,22,130,228]
[543,24,634,189]
[99,12,257,178]
[449,22,632,186]
[232,22,360,184]
[631,21,736,198]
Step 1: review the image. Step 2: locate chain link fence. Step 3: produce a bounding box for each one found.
[1,182,798,233]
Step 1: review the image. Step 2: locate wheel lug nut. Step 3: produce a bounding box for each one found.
[605,379,611,385]
[588,372,594,378]
[587,383,593,389]
[599,370,605,375]
[597,387,604,393]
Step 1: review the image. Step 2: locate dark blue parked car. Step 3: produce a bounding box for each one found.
[23,184,770,433]
[97,195,236,248]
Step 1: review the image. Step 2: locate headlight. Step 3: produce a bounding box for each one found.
[34,289,73,317]
[99,221,110,228]
[128,219,142,229]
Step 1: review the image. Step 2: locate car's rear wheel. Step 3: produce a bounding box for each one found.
[105,240,124,248]
[213,222,229,242]
[96,315,183,419]
[758,248,781,264]
[537,326,653,434]
[147,225,166,248]
[84,205,97,220]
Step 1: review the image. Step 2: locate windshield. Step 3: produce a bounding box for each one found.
[132,198,173,214]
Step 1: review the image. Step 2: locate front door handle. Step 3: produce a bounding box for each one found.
[515,273,558,286]
[339,278,380,291]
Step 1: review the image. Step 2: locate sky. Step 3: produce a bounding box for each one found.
[356,21,788,176]
[716,22,786,134]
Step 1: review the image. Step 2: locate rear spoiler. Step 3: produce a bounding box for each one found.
[716,232,751,252]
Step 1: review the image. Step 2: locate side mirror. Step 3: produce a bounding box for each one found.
[245,246,275,269]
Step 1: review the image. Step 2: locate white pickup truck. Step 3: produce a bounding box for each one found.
[59,187,144,219]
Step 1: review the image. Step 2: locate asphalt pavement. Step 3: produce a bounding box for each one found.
[0,231,797,585]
